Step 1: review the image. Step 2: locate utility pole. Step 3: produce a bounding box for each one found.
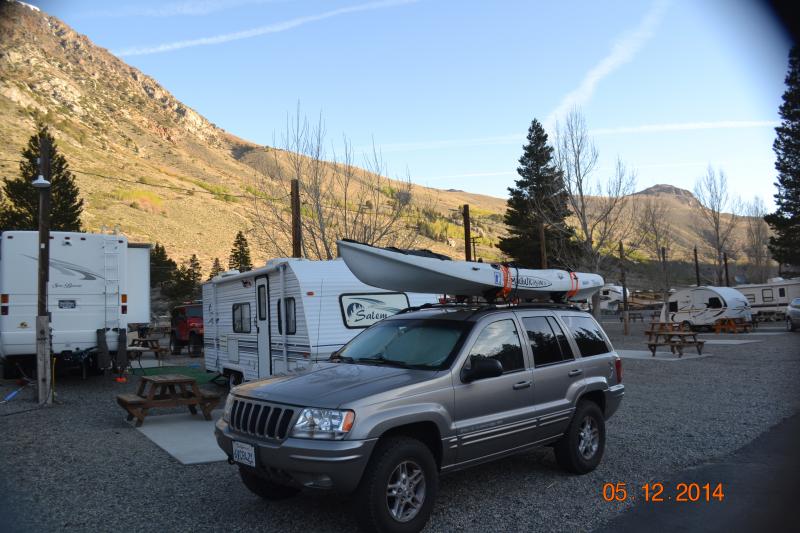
[290,179,301,258]
[34,134,52,405]
[723,252,730,287]
[538,221,547,269]
[619,241,629,336]
[462,204,471,262]
[694,246,701,287]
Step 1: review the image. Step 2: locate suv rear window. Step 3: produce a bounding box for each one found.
[561,315,609,357]
[523,316,573,367]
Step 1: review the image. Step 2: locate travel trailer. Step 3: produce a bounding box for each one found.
[661,286,752,329]
[0,231,150,377]
[598,284,628,312]
[202,258,438,385]
[735,278,800,321]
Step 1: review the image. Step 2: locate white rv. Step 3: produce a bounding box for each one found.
[734,278,800,321]
[599,284,628,312]
[661,286,752,329]
[202,258,438,385]
[0,231,150,377]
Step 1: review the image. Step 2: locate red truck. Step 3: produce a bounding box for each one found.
[169,302,203,356]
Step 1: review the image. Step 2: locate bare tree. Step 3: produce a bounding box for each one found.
[638,197,673,290]
[693,166,740,285]
[743,196,771,283]
[549,108,638,273]
[249,107,426,260]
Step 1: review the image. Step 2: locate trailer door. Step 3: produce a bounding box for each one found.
[255,276,271,377]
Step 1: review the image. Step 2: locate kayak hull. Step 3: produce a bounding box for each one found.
[337,241,603,301]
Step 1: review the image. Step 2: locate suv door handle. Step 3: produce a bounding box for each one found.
[512,380,532,390]
[568,369,583,377]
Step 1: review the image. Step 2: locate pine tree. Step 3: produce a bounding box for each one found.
[765,46,800,271]
[0,125,83,231]
[498,119,576,268]
[187,254,202,288]
[150,242,177,287]
[208,257,223,280]
[228,231,253,272]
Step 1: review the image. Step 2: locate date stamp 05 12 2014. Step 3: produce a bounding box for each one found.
[602,482,725,503]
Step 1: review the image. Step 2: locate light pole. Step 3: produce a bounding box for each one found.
[34,134,52,405]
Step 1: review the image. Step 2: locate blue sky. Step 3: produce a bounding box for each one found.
[29,0,793,207]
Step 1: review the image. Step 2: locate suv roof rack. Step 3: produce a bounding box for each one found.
[396,301,582,316]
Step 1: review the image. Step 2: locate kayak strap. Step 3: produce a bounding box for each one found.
[500,265,513,299]
[566,272,579,298]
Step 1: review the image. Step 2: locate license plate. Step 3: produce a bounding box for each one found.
[232,441,256,467]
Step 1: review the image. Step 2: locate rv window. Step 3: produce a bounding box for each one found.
[779,288,786,298]
[707,297,722,309]
[562,316,610,357]
[669,301,678,313]
[277,298,296,335]
[257,285,267,320]
[232,303,251,333]
[745,294,755,304]
[762,288,774,303]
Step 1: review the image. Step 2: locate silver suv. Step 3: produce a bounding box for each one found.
[215,304,624,532]
[787,297,800,331]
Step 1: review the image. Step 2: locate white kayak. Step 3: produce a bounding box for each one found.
[337,240,604,301]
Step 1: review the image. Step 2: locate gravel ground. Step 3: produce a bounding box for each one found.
[1,323,798,532]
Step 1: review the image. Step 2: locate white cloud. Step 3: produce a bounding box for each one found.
[543,0,670,130]
[590,120,780,136]
[114,0,421,57]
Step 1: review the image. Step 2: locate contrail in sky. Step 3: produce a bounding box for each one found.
[543,0,670,130]
[83,0,291,19]
[373,120,778,153]
[114,0,421,57]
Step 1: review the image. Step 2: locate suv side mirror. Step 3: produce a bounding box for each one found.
[461,357,503,383]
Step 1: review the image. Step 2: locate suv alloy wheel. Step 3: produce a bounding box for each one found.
[354,437,437,533]
[555,400,606,474]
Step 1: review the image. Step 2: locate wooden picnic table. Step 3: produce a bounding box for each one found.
[127,337,169,367]
[645,322,705,357]
[116,374,221,427]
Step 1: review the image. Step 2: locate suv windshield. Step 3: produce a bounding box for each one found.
[185,306,202,318]
[334,319,470,369]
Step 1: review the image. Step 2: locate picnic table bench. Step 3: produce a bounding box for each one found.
[116,374,221,427]
[645,322,705,357]
[713,318,753,334]
[127,337,169,368]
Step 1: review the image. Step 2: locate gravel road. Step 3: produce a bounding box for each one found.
[1,323,798,532]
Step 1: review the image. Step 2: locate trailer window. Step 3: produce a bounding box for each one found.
[257,285,267,320]
[708,297,722,309]
[762,288,774,303]
[232,303,251,333]
[277,298,296,335]
[779,288,785,298]
[669,301,678,312]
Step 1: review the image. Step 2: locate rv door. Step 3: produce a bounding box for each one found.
[255,277,270,377]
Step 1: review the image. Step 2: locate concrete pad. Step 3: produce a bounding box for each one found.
[133,409,226,465]
[747,332,789,336]
[617,350,710,361]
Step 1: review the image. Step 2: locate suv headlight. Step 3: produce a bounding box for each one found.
[290,408,355,440]
[222,393,235,422]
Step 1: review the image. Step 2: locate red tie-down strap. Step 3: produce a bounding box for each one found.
[566,272,579,299]
[499,265,513,299]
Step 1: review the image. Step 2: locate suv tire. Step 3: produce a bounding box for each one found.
[354,437,438,533]
[239,467,299,500]
[555,400,606,474]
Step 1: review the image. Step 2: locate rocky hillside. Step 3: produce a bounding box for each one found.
[0,1,760,279]
[0,1,507,268]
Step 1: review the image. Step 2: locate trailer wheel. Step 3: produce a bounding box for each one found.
[227,371,243,388]
[169,333,182,355]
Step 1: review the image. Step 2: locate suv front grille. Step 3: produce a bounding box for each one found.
[229,398,295,440]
